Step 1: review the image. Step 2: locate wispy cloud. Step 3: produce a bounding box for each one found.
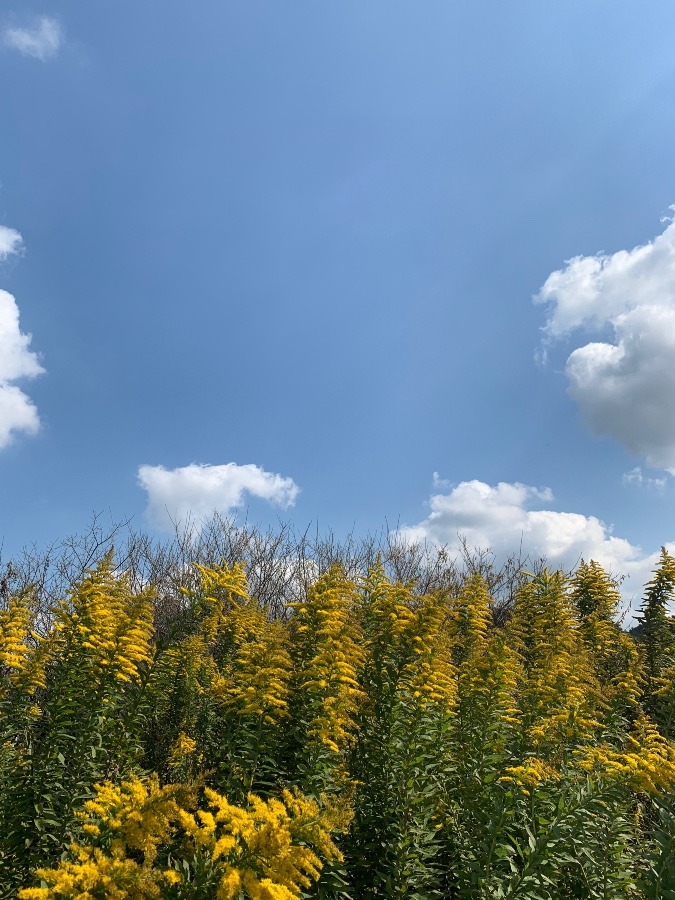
[0,289,45,448]
[138,462,300,532]
[0,225,23,260]
[536,212,675,473]
[4,16,63,61]
[622,467,667,491]
[397,478,673,618]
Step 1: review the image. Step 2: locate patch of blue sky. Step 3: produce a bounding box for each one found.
[2,0,675,614]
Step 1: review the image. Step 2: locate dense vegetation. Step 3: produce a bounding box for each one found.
[1,521,675,898]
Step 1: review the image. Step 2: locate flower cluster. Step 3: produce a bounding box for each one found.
[56,551,154,686]
[0,594,33,676]
[500,757,561,795]
[18,775,184,899]
[178,787,347,899]
[18,775,346,900]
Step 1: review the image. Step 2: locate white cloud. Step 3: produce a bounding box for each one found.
[622,467,667,490]
[4,17,63,61]
[0,383,40,447]
[432,471,451,489]
[0,290,44,382]
[535,214,675,472]
[398,478,674,618]
[138,462,300,532]
[0,225,23,260]
[0,289,44,448]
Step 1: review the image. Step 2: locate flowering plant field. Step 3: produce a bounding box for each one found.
[2,535,675,898]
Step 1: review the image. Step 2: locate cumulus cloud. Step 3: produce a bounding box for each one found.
[398,478,674,618]
[0,225,23,260]
[0,289,44,448]
[138,462,300,532]
[4,16,63,61]
[535,214,675,472]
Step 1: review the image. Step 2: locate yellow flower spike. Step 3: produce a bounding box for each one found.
[218,619,293,727]
[570,560,642,712]
[48,551,155,695]
[291,565,365,784]
[0,593,42,694]
[217,866,243,899]
[507,568,603,754]
[395,589,457,715]
[447,573,494,665]
[189,560,251,644]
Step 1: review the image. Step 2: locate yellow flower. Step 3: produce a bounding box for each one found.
[500,757,560,794]
[291,566,365,782]
[167,731,198,771]
[178,786,348,898]
[77,774,183,866]
[51,551,154,691]
[217,617,292,726]
[575,715,675,795]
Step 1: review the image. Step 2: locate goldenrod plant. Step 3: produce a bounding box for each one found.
[636,549,675,734]
[348,570,457,897]
[1,552,155,886]
[16,775,348,900]
[570,561,642,721]
[3,530,675,898]
[287,565,364,795]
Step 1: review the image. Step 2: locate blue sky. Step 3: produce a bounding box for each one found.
[2,1,675,612]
